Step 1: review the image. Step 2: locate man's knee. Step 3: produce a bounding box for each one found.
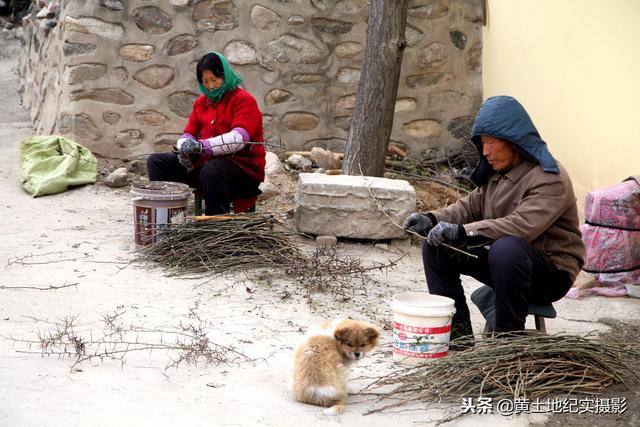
[488,236,528,262]
[488,236,533,276]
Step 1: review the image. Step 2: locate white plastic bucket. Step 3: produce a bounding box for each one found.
[390,292,456,365]
[131,181,191,247]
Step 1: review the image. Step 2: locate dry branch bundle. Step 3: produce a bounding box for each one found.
[138,214,401,300]
[138,214,304,276]
[363,333,640,414]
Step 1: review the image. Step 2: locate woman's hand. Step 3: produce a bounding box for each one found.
[177,137,203,157]
[175,135,202,171]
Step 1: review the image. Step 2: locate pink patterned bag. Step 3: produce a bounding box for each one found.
[576,176,640,297]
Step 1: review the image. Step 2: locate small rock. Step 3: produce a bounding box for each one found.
[316,235,337,247]
[388,143,407,160]
[288,15,304,25]
[126,159,147,176]
[259,181,277,197]
[266,163,285,176]
[265,151,285,176]
[104,167,128,188]
[286,154,312,171]
[374,243,389,251]
[99,0,124,11]
[572,270,598,290]
[310,146,340,170]
[625,284,640,299]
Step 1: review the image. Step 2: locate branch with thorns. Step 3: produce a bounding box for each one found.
[3,309,252,372]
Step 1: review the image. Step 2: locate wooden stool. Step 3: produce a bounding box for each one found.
[470,285,557,335]
[193,191,257,215]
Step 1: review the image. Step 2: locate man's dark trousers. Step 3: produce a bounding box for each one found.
[422,236,572,332]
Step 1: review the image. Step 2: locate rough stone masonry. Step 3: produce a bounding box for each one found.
[19,0,483,162]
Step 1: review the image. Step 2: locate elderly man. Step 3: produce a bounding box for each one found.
[404,96,584,342]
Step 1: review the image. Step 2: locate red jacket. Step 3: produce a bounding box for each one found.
[184,88,265,183]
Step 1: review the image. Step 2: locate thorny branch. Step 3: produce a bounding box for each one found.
[3,308,252,372]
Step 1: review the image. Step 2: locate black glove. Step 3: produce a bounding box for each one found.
[178,138,203,158]
[403,212,434,236]
[175,136,203,171]
[177,152,194,171]
[426,222,465,246]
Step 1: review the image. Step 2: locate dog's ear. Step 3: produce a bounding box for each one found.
[334,327,351,343]
[364,327,379,342]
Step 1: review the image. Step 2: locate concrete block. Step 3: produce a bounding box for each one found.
[294,173,416,239]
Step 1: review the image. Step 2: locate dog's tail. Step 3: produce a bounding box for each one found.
[323,401,344,415]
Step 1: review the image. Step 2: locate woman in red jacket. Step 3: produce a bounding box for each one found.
[147,52,266,214]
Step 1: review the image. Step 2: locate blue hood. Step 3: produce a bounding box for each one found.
[470,96,559,186]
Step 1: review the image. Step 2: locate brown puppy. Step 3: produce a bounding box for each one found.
[292,319,380,415]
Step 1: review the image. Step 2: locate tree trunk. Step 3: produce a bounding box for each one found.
[342,0,409,176]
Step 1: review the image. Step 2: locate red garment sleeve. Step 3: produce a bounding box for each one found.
[229,91,262,141]
[183,97,202,137]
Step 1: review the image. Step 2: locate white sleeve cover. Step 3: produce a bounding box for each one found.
[201,130,247,156]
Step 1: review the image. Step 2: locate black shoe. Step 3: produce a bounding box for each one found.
[449,321,475,351]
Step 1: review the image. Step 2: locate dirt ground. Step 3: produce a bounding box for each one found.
[2,32,640,427]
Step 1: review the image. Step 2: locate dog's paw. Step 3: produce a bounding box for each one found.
[323,403,344,416]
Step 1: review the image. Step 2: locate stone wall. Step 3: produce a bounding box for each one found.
[19,0,483,160]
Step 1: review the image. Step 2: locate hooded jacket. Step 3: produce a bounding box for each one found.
[431,96,585,280]
[470,96,559,186]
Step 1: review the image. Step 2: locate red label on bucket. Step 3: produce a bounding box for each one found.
[393,322,451,335]
[392,321,451,360]
[392,347,448,359]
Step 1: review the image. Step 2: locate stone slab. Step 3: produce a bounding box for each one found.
[294,173,416,239]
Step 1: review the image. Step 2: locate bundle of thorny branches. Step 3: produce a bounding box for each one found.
[363,333,640,414]
[138,214,399,296]
[139,214,302,275]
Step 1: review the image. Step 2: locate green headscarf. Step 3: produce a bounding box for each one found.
[197,52,243,103]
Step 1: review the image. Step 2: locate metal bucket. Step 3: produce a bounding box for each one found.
[131,181,191,247]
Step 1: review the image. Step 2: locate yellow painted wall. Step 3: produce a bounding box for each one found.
[482,0,640,214]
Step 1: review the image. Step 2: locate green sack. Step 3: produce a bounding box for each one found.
[19,135,97,197]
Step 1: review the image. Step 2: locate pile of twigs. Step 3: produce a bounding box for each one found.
[138,214,303,275]
[285,246,401,301]
[363,333,640,414]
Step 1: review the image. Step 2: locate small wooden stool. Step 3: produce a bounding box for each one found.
[470,285,557,335]
[193,191,257,215]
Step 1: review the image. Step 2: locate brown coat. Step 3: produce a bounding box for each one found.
[431,159,585,281]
